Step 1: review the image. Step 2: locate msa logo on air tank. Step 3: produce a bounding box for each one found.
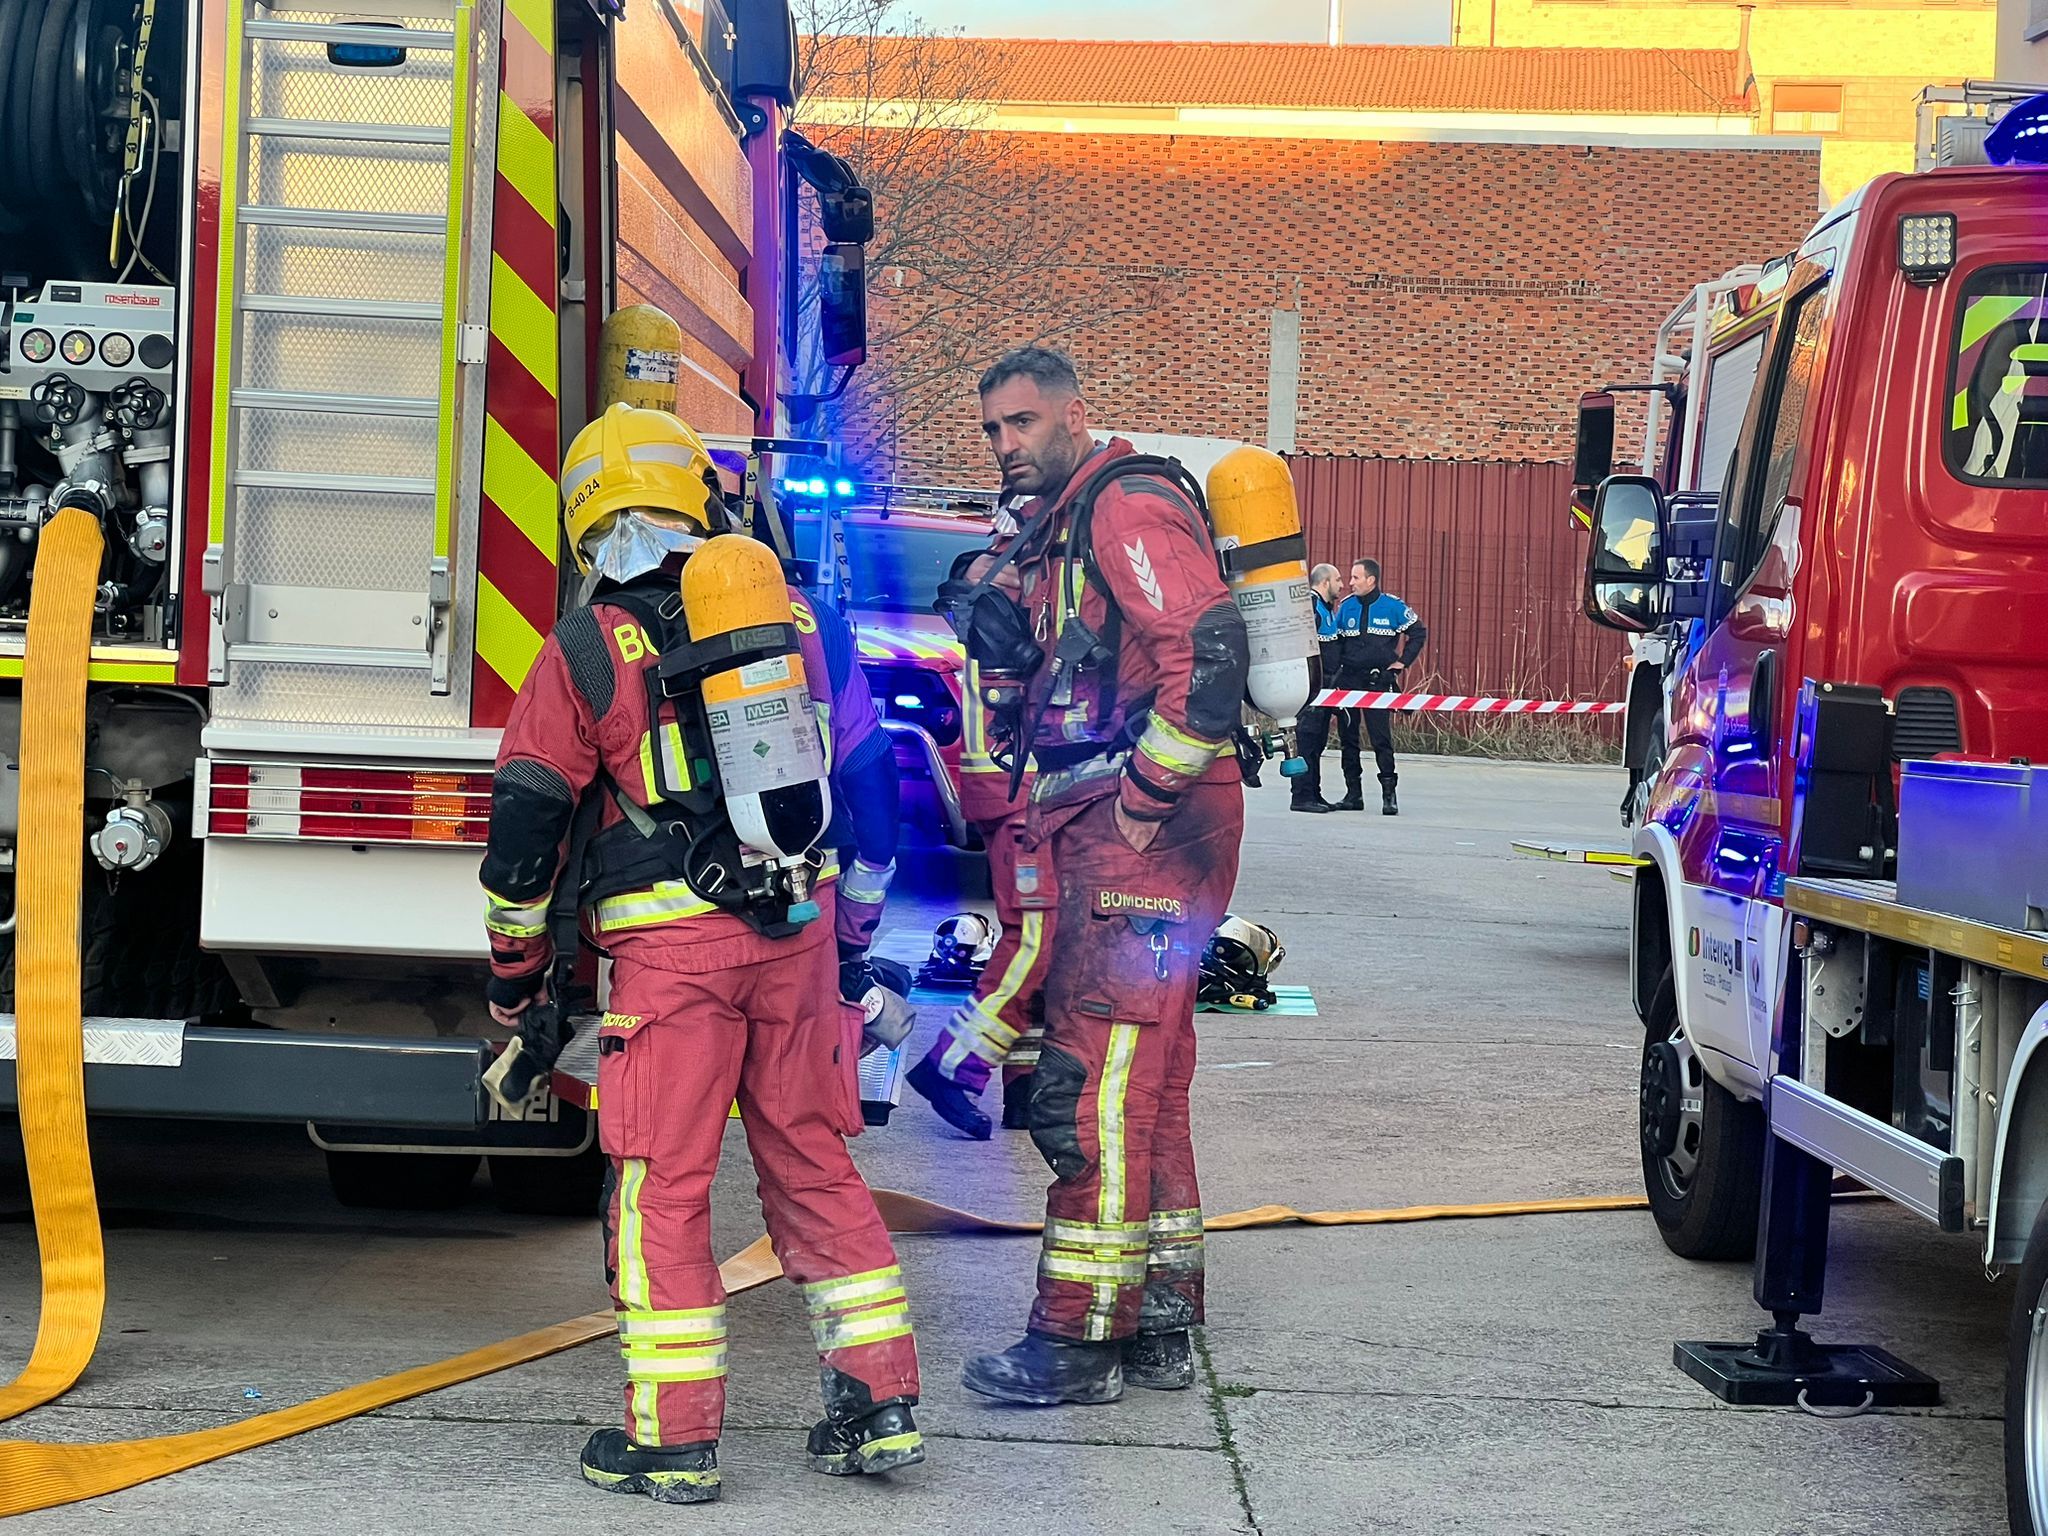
[744,698,791,724]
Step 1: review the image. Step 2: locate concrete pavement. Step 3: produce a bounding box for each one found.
[0,758,2013,1533]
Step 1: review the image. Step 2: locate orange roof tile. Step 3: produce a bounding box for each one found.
[803,38,1753,118]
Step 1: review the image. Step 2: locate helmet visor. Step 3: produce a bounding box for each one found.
[581,507,706,584]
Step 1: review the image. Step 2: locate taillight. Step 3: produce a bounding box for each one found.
[206,762,493,845]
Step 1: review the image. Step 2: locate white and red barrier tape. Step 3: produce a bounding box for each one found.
[1308,689,1625,716]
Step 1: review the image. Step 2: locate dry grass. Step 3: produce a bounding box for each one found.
[1389,713,1620,764]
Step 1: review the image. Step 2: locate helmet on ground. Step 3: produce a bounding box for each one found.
[1197,914,1285,1011]
[915,911,999,988]
[560,402,722,579]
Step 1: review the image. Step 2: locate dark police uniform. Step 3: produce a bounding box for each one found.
[1334,590,1428,802]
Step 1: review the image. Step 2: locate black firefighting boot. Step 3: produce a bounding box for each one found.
[1122,1330,1196,1391]
[1381,778,1399,816]
[1333,771,1366,811]
[580,1428,720,1504]
[807,1401,926,1476]
[906,1058,992,1140]
[1001,1072,1035,1130]
[962,1332,1125,1406]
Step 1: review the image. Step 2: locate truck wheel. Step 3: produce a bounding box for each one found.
[489,1146,606,1217]
[1638,965,1763,1260]
[324,1150,479,1210]
[1624,710,1663,826]
[2004,1199,2048,1535]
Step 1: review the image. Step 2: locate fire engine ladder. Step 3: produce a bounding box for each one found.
[205,1,482,694]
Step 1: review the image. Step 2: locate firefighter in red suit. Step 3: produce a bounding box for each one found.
[479,404,922,1502]
[956,349,1248,1405]
[904,630,1052,1140]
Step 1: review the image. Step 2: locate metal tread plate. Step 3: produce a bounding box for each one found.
[0,1016,186,1068]
[1785,877,2048,979]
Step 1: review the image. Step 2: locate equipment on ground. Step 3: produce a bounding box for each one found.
[842,955,915,1054]
[915,910,998,988]
[1197,914,1285,1011]
[1206,445,1315,776]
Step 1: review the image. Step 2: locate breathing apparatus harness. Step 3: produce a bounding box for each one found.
[546,573,825,951]
[940,453,1284,801]
[482,567,825,1114]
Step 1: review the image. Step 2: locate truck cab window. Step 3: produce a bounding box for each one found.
[1696,332,1766,496]
[1723,283,1828,596]
[1946,266,2048,486]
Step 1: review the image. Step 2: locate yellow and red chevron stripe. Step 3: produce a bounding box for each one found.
[474,0,561,726]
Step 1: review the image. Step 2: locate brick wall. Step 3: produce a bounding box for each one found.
[827,130,1820,483]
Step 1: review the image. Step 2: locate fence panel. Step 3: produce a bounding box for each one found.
[1288,455,1624,706]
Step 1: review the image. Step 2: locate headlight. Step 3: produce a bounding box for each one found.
[99,332,135,367]
[59,331,95,365]
[18,328,53,364]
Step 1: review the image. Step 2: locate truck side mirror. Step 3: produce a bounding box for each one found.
[819,242,867,369]
[1581,474,1667,633]
[1573,391,1617,489]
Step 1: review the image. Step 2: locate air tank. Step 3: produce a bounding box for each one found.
[679,535,831,861]
[1206,445,1317,773]
[597,304,684,414]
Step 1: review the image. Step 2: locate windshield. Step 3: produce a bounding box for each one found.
[838,522,990,614]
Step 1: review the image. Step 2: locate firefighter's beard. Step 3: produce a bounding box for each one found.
[1002,433,1081,498]
[580,510,706,593]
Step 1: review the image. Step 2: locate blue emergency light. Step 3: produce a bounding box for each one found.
[1986,92,2048,166]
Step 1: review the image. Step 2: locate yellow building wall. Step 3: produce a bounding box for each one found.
[1451,0,1997,200]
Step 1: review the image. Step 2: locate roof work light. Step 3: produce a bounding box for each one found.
[1897,214,1956,285]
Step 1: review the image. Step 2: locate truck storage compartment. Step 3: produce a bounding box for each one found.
[0,0,192,658]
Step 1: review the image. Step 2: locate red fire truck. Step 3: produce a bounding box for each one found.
[1578,128,2048,1522]
[0,0,864,1213]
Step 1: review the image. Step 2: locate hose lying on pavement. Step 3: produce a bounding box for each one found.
[0,512,1661,1515]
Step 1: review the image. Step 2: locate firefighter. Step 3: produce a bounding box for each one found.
[479,404,922,1503]
[903,641,1051,1140]
[1340,557,1428,815]
[1288,562,1346,814]
[954,347,1247,1406]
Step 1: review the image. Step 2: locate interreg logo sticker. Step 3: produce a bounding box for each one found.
[1690,926,1743,998]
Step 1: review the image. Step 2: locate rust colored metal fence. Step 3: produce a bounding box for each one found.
[1287,456,1624,706]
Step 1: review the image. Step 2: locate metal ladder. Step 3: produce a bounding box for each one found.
[206,1,477,693]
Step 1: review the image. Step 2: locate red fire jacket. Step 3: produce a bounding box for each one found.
[1015,439,1249,823]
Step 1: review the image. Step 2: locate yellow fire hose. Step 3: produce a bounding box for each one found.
[0,508,1655,1516]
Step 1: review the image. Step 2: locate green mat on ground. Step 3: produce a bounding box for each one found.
[1202,984,1317,1016]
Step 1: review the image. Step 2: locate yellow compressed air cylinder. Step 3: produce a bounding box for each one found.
[681,535,830,861]
[1206,445,1317,738]
[597,304,684,414]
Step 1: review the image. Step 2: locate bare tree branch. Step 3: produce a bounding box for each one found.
[788,1,1145,479]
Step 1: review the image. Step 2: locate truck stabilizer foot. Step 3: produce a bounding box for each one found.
[1675,1316,1939,1408]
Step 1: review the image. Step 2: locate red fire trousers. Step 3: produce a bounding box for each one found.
[1024,777,1243,1342]
[597,897,919,1446]
[921,810,1053,1093]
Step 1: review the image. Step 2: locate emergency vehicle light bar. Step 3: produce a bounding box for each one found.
[203,762,492,846]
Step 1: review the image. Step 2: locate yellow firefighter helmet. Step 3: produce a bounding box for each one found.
[559,402,720,573]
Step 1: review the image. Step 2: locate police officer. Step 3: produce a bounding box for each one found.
[480,404,922,1502]
[1289,563,1347,814]
[1339,557,1428,815]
